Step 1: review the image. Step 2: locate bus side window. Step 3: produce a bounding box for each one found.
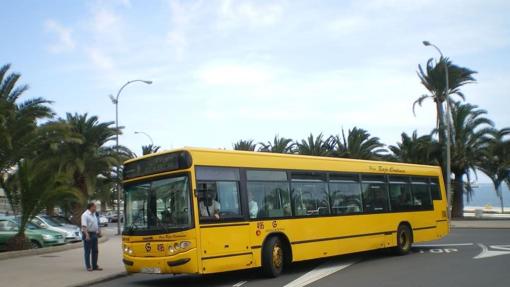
[388,178,413,212]
[246,181,291,219]
[430,178,442,200]
[361,175,389,213]
[329,176,362,215]
[291,182,330,216]
[412,180,433,210]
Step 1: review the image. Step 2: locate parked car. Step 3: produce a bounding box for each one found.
[50,215,75,226]
[96,213,108,227]
[106,212,123,223]
[50,215,84,238]
[31,215,81,242]
[0,219,65,250]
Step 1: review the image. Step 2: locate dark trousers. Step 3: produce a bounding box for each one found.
[83,232,98,269]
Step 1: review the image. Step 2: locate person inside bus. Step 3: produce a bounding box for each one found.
[248,190,259,219]
[199,184,221,219]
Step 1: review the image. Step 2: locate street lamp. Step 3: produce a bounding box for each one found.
[110,79,152,235]
[134,131,154,146]
[423,41,452,219]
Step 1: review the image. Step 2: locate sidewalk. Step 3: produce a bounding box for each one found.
[451,219,510,229]
[0,235,126,287]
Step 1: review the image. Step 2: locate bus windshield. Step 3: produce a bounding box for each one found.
[124,174,192,233]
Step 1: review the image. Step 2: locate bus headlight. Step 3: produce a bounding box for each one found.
[168,245,175,254]
[179,241,191,249]
[123,245,133,255]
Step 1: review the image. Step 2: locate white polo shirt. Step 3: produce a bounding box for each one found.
[81,210,99,233]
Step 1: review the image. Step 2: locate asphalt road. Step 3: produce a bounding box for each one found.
[92,229,510,287]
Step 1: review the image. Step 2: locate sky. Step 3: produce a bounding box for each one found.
[1,0,510,182]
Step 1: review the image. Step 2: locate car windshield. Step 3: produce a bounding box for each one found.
[26,222,41,230]
[51,216,72,225]
[124,174,192,233]
[41,216,63,227]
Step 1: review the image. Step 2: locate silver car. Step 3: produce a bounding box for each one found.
[32,215,81,242]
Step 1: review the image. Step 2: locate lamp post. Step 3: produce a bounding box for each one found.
[110,79,152,235]
[423,41,452,219]
[134,131,154,146]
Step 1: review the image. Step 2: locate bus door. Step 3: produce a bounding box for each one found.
[197,181,252,273]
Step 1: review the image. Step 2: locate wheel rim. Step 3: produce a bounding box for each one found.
[400,231,409,250]
[31,242,40,249]
[272,243,283,269]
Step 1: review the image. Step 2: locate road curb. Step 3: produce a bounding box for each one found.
[69,272,128,287]
[0,236,109,261]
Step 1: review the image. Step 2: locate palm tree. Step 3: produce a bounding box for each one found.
[413,57,477,183]
[478,128,510,213]
[332,127,386,160]
[56,113,119,224]
[0,64,53,174]
[4,158,75,250]
[389,130,440,165]
[296,133,333,156]
[450,102,494,217]
[233,139,257,151]
[259,135,295,153]
[142,144,161,155]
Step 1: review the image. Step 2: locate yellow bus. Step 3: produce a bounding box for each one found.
[121,148,448,277]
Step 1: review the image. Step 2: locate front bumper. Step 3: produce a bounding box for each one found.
[123,248,198,274]
[65,236,82,242]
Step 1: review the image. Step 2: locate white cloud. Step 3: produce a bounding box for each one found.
[85,47,114,70]
[217,0,284,28]
[196,63,275,86]
[44,19,75,53]
[328,16,368,35]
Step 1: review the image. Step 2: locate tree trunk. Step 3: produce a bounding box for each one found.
[452,172,464,218]
[46,202,55,216]
[6,233,31,251]
[70,172,88,226]
[70,202,83,226]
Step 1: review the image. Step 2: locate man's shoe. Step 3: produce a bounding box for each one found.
[87,268,93,272]
[93,267,103,271]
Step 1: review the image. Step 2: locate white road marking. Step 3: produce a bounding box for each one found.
[474,244,510,259]
[283,260,357,287]
[414,243,474,247]
[233,281,248,287]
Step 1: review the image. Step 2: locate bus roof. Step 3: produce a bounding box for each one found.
[124,147,441,176]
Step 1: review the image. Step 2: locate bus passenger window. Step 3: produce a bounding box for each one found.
[361,176,389,212]
[247,182,291,219]
[412,182,433,210]
[430,178,442,200]
[389,182,413,211]
[329,180,362,214]
[291,183,330,216]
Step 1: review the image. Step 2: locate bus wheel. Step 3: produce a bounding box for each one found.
[394,224,412,255]
[262,236,284,277]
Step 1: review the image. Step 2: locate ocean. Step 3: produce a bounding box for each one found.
[464,182,510,208]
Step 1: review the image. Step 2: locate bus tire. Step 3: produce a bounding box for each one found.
[394,224,412,255]
[262,236,284,277]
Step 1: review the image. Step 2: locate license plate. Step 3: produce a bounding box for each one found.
[141,267,161,274]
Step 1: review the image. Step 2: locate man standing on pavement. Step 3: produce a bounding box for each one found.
[81,202,103,272]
